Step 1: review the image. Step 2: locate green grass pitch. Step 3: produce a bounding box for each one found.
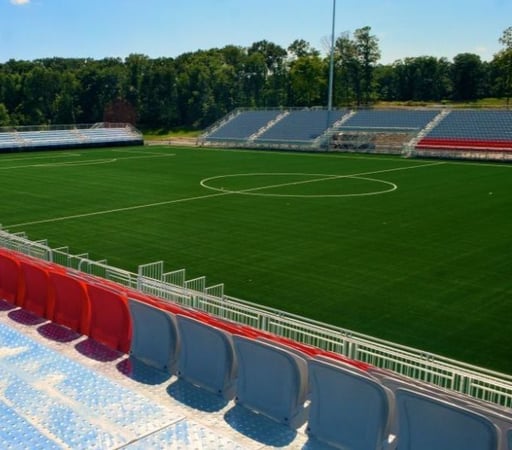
[1,146,511,374]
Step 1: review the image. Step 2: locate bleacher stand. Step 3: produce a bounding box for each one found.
[255,109,347,145]
[200,108,348,150]
[332,108,440,154]
[205,110,282,142]
[200,107,512,161]
[0,245,511,448]
[0,123,143,152]
[415,110,512,159]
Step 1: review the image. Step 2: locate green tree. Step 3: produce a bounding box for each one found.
[451,53,484,101]
[497,26,512,106]
[289,54,326,106]
[354,26,381,105]
[0,103,10,126]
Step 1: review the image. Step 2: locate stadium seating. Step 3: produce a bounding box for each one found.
[1,246,512,449]
[256,109,346,144]
[417,110,512,152]
[394,388,499,450]
[176,314,237,399]
[307,357,395,450]
[339,109,440,132]
[206,110,282,141]
[232,334,309,428]
[0,124,143,152]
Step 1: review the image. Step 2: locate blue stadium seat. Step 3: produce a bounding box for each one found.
[128,298,179,373]
[395,388,499,450]
[307,357,395,450]
[175,314,237,400]
[232,334,309,428]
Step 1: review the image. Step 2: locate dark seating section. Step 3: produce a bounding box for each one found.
[256,109,346,143]
[206,110,281,141]
[417,110,512,152]
[1,247,511,448]
[340,109,440,131]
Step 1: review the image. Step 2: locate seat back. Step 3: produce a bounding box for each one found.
[395,388,499,450]
[232,334,309,428]
[19,260,51,317]
[0,252,22,304]
[87,283,131,352]
[48,272,90,334]
[176,314,237,399]
[307,357,394,450]
[128,298,179,373]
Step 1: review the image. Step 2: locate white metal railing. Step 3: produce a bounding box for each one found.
[0,226,511,408]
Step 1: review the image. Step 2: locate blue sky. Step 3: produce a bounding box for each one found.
[0,0,510,64]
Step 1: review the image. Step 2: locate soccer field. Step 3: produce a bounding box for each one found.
[1,146,511,373]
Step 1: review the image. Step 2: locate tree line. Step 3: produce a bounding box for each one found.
[0,26,511,129]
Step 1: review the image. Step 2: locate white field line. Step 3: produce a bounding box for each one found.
[6,161,444,229]
[0,153,175,171]
[7,192,230,228]
[201,161,445,195]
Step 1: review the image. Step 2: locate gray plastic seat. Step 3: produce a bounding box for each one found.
[232,334,309,428]
[307,357,396,450]
[395,387,499,450]
[128,298,179,373]
[175,314,237,400]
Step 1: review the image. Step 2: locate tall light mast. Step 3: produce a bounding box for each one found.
[327,0,336,111]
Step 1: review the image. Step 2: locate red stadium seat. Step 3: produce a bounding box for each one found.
[48,272,90,334]
[18,260,51,317]
[0,252,22,304]
[87,283,132,352]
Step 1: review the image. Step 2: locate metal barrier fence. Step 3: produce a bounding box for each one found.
[1,226,511,408]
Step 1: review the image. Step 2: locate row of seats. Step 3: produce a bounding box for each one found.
[416,137,512,152]
[256,110,347,143]
[0,248,132,352]
[1,248,511,449]
[339,109,440,132]
[128,298,512,450]
[207,110,282,140]
[0,127,143,151]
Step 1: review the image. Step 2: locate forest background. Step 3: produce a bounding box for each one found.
[0,26,511,131]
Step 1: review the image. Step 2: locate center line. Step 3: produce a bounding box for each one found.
[6,161,444,229]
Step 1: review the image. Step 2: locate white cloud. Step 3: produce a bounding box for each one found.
[10,0,31,5]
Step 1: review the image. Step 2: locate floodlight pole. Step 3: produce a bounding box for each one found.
[327,0,336,111]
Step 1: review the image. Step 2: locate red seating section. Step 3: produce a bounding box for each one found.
[417,137,512,152]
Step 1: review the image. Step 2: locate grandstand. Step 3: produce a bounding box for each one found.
[413,109,512,160]
[200,107,512,161]
[200,108,350,150]
[0,123,143,152]
[0,228,511,449]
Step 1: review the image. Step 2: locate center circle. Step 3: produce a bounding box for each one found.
[200,172,397,198]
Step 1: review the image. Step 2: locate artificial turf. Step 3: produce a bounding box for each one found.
[1,146,511,373]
